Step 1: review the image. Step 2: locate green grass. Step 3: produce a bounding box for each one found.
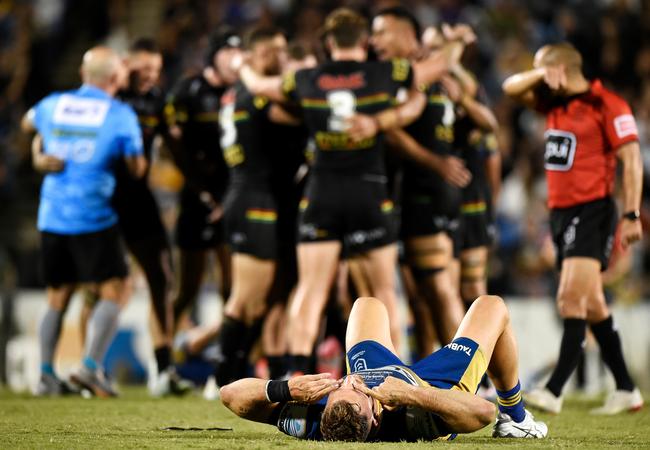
[1,388,648,449]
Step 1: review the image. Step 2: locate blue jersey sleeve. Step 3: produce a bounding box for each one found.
[275,402,324,440]
[31,94,59,133]
[116,104,144,157]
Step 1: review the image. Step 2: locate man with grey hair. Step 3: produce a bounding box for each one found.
[22,46,147,397]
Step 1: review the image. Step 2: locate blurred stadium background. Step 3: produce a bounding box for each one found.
[0,0,649,394]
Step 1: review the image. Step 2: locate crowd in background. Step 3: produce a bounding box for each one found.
[1,0,650,299]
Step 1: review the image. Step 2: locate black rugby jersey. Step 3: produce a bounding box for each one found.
[282,58,414,176]
[165,75,230,197]
[117,86,166,161]
[401,83,456,191]
[220,82,276,187]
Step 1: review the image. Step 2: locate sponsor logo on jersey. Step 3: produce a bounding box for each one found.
[53,95,110,127]
[544,129,577,172]
[317,72,366,91]
[613,114,637,139]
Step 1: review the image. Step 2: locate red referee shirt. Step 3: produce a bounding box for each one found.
[542,79,638,209]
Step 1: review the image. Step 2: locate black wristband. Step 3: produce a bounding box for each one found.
[265,380,292,403]
[623,210,640,221]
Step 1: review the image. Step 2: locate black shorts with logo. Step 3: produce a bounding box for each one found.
[113,177,168,245]
[223,186,278,260]
[41,225,129,287]
[400,189,461,239]
[298,173,397,256]
[175,187,224,250]
[550,196,617,271]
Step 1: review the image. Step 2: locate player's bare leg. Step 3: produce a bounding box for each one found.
[213,253,275,386]
[287,241,341,374]
[350,244,402,350]
[406,233,464,344]
[453,295,547,438]
[459,246,488,303]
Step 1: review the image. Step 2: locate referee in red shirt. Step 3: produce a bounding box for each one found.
[503,43,643,415]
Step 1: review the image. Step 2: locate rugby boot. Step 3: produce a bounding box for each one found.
[590,388,644,415]
[493,409,548,438]
[524,387,563,414]
[70,366,117,398]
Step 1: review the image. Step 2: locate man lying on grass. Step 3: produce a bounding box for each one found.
[220,296,547,441]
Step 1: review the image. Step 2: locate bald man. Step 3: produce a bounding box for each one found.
[503,43,643,414]
[23,46,147,397]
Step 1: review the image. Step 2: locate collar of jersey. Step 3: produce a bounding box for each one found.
[78,84,112,98]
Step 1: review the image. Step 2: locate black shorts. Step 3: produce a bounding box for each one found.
[175,187,224,250]
[41,225,128,287]
[400,191,460,239]
[298,173,397,256]
[223,187,277,260]
[456,200,495,252]
[550,197,617,271]
[113,177,167,244]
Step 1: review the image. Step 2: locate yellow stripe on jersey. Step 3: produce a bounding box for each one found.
[233,110,250,122]
[356,93,390,107]
[461,201,487,215]
[245,208,277,223]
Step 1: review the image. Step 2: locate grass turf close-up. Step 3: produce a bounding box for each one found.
[1,387,648,449]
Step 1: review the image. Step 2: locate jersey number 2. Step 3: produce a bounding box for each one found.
[327,90,356,132]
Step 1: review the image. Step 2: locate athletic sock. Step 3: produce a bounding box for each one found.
[545,318,587,397]
[288,354,311,375]
[155,346,172,373]
[214,316,247,385]
[267,356,286,380]
[39,307,63,372]
[496,380,526,422]
[234,319,263,379]
[84,300,120,370]
[590,316,635,392]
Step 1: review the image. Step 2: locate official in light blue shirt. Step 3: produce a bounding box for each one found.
[28,83,144,234]
[22,46,148,398]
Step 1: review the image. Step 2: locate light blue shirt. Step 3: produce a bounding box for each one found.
[32,84,143,234]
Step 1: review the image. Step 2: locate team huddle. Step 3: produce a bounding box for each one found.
[23,5,644,443]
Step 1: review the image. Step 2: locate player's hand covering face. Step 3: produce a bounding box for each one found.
[287,373,341,403]
[355,375,412,410]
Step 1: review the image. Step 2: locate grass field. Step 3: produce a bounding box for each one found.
[1,387,649,449]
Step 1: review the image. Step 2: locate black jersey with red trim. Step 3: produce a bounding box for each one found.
[401,83,456,192]
[219,82,274,188]
[165,75,229,198]
[282,58,414,177]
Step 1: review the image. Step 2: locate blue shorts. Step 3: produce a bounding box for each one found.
[346,337,487,393]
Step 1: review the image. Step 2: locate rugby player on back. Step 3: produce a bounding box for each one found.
[221,295,548,441]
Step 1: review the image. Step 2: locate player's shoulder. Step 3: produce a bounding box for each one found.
[590,79,631,109]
